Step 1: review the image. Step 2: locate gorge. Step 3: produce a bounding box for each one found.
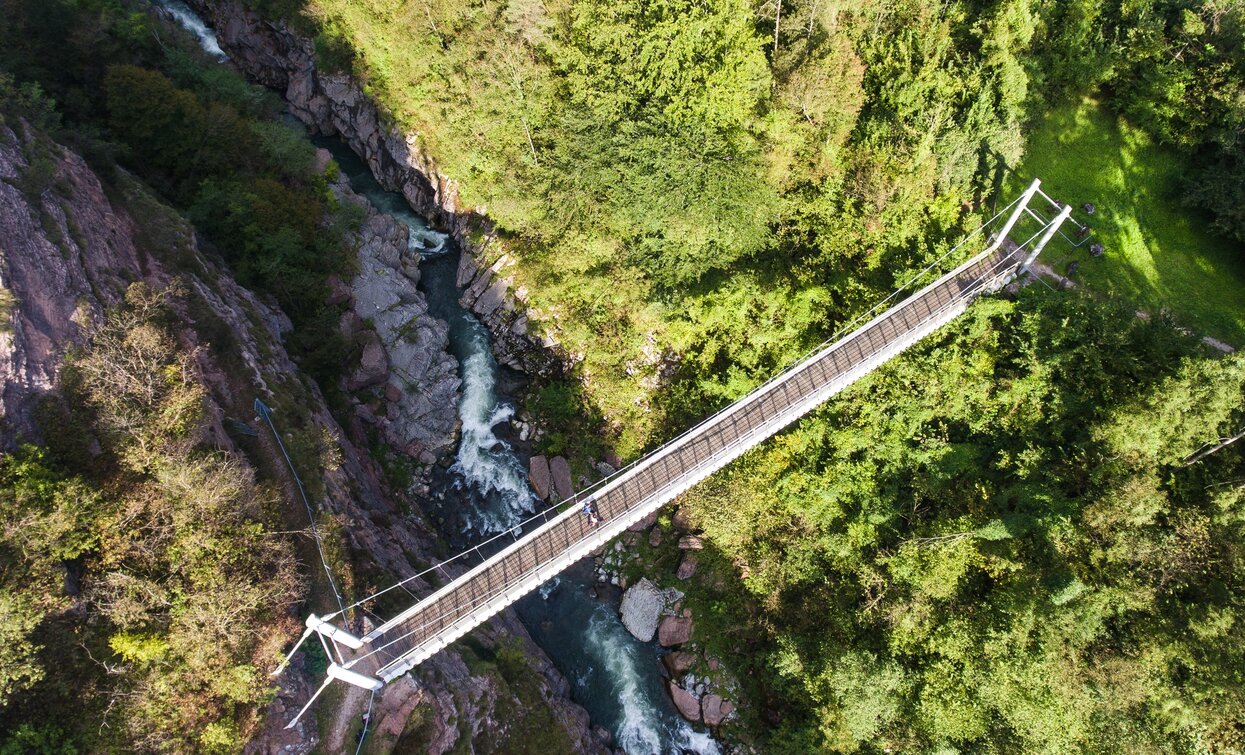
[4,0,1244,752]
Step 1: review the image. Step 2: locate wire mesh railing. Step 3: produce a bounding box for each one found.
[349,231,1043,673]
[325,195,1034,631]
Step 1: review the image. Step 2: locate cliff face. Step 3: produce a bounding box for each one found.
[0,120,603,753]
[334,177,461,463]
[0,123,155,442]
[189,0,560,376]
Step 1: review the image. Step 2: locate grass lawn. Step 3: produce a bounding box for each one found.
[1008,96,1245,346]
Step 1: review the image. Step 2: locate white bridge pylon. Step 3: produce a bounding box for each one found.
[278,179,1071,727]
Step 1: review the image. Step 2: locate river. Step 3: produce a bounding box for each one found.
[158,6,719,752]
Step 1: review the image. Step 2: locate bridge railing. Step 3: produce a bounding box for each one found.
[360,226,1040,655]
[341,197,1039,632]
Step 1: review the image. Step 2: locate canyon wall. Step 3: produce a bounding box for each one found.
[0,118,602,753]
[190,0,560,377]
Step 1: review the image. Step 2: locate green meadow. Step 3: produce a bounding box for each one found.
[1012,97,1245,345]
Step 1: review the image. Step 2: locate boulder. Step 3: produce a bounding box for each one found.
[676,552,698,580]
[662,651,696,676]
[325,273,352,305]
[347,331,389,390]
[701,694,727,727]
[595,461,617,477]
[605,449,622,468]
[528,455,551,499]
[592,725,612,747]
[672,507,696,533]
[618,578,666,642]
[648,527,662,547]
[669,682,701,722]
[628,511,658,533]
[384,383,401,402]
[658,615,694,647]
[550,456,574,500]
[678,535,704,551]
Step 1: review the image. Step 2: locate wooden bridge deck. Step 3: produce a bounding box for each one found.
[345,241,1028,680]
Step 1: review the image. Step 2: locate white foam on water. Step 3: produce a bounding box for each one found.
[157,1,227,59]
[538,576,561,600]
[672,725,722,755]
[409,225,449,256]
[579,605,722,755]
[449,318,536,533]
[584,608,665,754]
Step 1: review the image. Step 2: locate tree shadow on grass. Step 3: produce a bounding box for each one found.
[1009,97,1245,345]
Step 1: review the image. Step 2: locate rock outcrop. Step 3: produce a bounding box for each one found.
[528,454,552,500]
[619,578,674,642]
[340,180,459,459]
[676,552,699,580]
[549,455,574,501]
[0,124,153,444]
[662,651,696,676]
[701,694,731,727]
[0,120,604,754]
[669,682,702,722]
[190,0,557,375]
[658,615,695,647]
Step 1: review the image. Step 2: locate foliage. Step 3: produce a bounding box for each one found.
[283,0,1067,451]
[270,0,1245,455]
[1035,0,1245,243]
[0,592,44,708]
[1011,97,1245,345]
[0,285,305,751]
[680,290,1245,751]
[0,0,357,391]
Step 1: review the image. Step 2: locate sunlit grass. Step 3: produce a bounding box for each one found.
[1010,96,1245,345]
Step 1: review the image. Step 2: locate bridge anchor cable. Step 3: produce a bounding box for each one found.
[277,179,1077,720]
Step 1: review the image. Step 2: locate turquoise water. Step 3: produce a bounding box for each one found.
[159,5,718,742]
[319,137,718,754]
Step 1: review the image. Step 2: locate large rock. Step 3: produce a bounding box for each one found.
[658,615,694,647]
[618,578,668,642]
[528,455,551,499]
[549,455,573,501]
[662,651,696,676]
[348,198,459,455]
[669,682,701,722]
[672,507,696,533]
[678,535,704,550]
[701,694,728,727]
[347,330,389,390]
[676,552,698,580]
[627,511,658,533]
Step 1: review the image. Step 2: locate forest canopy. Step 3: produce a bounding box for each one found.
[682,290,1245,751]
[274,0,1245,451]
[0,0,1241,751]
[264,0,1245,750]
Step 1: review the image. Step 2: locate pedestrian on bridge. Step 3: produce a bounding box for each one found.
[581,497,602,527]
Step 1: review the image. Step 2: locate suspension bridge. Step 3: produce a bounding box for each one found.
[273,179,1075,725]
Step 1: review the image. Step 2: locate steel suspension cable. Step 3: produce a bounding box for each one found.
[321,196,1029,621]
[347,220,1060,671]
[255,399,348,617]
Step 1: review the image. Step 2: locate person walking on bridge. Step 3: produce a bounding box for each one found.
[581,496,603,527]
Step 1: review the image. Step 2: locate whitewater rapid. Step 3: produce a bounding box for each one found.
[448,334,539,534]
[155,1,228,59]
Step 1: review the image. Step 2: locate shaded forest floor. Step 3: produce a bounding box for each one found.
[1011,96,1245,346]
